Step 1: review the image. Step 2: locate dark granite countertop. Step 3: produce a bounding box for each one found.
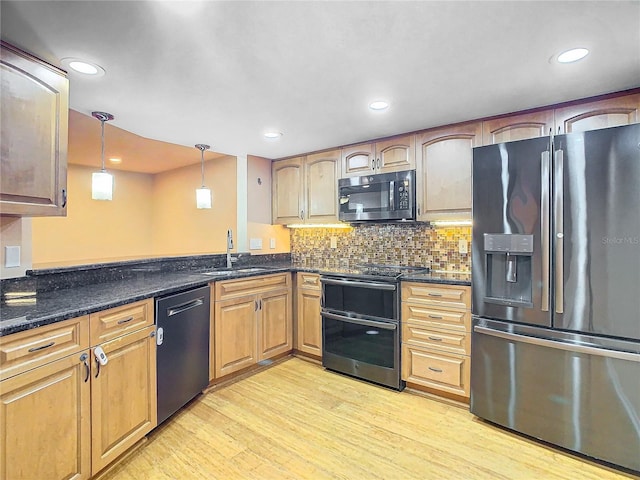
[1,258,469,337]
[0,267,289,336]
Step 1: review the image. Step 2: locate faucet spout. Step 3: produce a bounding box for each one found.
[226,229,234,268]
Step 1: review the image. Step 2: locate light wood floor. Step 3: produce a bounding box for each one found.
[100,357,637,480]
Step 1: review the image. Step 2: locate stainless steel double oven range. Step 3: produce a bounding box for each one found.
[320,265,427,390]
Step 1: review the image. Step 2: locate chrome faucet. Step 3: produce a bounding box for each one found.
[226,229,236,268]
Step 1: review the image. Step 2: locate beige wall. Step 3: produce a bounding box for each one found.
[32,165,154,267]
[246,155,290,254]
[27,155,289,270]
[0,217,32,278]
[151,156,238,256]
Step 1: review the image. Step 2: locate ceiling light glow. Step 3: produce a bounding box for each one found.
[61,58,106,76]
[109,158,122,164]
[557,48,589,63]
[264,131,283,139]
[369,101,389,111]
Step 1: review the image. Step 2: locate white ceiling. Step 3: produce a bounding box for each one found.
[2,0,639,165]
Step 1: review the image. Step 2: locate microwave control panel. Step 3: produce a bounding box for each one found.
[398,181,410,210]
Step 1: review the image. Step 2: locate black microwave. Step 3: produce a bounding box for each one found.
[338,170,415,222]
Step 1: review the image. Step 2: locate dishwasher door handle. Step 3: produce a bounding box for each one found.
[167,297,205,317]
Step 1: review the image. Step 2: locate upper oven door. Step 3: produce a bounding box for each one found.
[338,170,415,222]
[321,276,398,321]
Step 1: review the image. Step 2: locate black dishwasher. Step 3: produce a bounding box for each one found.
[156,285,210,425]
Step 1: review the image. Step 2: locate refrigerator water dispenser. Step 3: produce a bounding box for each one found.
[484,234,534,308]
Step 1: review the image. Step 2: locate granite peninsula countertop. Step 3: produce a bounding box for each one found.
[1,261,470,337]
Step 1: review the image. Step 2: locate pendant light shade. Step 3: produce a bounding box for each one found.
[195,144,212,209]
[91,111,114,200]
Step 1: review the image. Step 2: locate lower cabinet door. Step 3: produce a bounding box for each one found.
[91,326,157,475]
[0,351,91,480]
[296,287,322,356]
[258,288,292,361]
[214,294,258,378]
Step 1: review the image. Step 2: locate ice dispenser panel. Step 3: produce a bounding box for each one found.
[484,234,534,308]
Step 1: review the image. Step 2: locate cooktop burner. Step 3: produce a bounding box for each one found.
[322,263,429,280]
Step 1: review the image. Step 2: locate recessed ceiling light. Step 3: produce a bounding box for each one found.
[109,158,122,164]
[264,131,283,139]
[61,57,106,76]
[556,48,589,63]
[369,101,389,111]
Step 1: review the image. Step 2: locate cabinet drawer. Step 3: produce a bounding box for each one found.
[402,282,470,310]
[401,344,470,398]
[0,316,89,381]
[402,303,470,332]
[297,272,320,290]
[215,273,291,300]
[89,299,154,345]
[402,323,470,355]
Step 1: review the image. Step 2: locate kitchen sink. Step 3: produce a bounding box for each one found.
[201,267,271,276]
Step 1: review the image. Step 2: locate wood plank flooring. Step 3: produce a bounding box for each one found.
[100,357,637,480]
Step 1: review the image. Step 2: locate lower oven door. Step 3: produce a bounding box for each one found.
[322,311,403,390]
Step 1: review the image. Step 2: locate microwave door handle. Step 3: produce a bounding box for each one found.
[389,181,395,211]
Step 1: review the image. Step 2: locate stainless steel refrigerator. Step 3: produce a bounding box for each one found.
[470,123,640,472]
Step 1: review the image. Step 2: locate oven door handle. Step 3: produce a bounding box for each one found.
[321,277,397,291]
[322,311,397,330]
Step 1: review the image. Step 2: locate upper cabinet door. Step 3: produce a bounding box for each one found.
[375,134,415,174]
[272,157,304,224]
[554,93,640,134]
[0,42,68,216]
[482,110,554,145]
[305,150,339,223]
[341,143,375,177]
[415,122,482,221]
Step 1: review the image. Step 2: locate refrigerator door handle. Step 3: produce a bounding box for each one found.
[541,150,550,312]
[474,325,640,362]
[554,148,564,314]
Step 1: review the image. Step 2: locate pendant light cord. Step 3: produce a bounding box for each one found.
[201,149,205,187]
[100,119,106,172]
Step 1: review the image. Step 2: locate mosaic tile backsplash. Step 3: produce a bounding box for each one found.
[290,224,471,272]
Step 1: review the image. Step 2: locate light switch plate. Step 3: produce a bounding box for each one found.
[249,238,263,250]
[5,246,20,268]
[458,239,468,254]
[270,238,276,249]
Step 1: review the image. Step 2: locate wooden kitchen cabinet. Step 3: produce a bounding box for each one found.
[401,282,472,401]
[89,325,157,475]
[0,41,68,216]
[295,272,322,357]
[213,273,292,378]
[554,93,640,134]
[0,346,90,480]
[214,294,259,378]
[341,134,415,177]
[482,109,554,145]
[272,151,339,224]
[415,122,481,221]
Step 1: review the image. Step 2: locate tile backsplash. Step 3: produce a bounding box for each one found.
[290,223,471,271]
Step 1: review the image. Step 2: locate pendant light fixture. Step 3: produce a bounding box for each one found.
[91,111,114,200]
[195,144,212,209]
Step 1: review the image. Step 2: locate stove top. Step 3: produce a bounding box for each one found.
[322,263,429,280]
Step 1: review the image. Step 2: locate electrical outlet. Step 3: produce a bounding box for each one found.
[5,246,20,268]
[330,236,337,249]
[270,238,276,249]
[458,239,468,254]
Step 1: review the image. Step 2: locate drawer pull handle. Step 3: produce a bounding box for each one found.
[428,314,443,319]
[28,341,55,353]
[428,293,443,297]
[117,316,134,325]
[428,336,443,341]
[428,366,443,373]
